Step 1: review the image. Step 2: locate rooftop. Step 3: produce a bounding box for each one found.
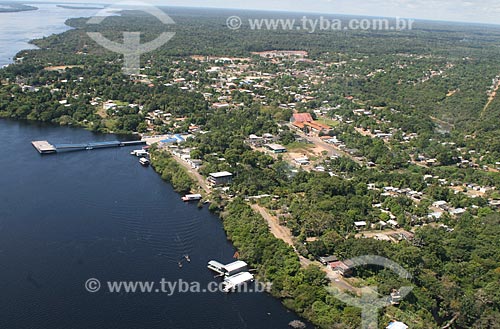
[209,171,233,178]
[266,144,287,151]
[293,113,313,123]
[224,272,254,285]
[224,260,248,272]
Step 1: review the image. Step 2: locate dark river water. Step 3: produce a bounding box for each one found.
[0,119,310,328]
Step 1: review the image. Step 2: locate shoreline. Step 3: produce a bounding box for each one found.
[0,4,101,67]
[56,4,105,10]
[0,4,38,13]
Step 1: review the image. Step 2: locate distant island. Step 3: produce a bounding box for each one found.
[0,3,37,13]
[56,4,105,10]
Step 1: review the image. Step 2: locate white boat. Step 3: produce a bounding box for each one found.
[207,260,248,277]
[139,157,150,166]
[131,150,149,157]
[223,260,248,277]
[207,260,226,275]
[222,272,254,292]
[182,194,202,202]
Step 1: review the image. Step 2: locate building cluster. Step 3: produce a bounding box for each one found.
[291,113,331,134]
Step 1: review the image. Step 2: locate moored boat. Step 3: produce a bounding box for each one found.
[222,272,254,292]
[182,194,202,202]
[131,149,149,157]
[139,157,150,166]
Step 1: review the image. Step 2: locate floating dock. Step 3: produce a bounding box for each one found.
[32,141,57,154]
[207,260,248,277]
[31,140,146,154]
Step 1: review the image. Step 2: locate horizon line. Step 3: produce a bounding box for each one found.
[14,1,500,28]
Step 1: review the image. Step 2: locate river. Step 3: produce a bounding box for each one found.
[0,4,106,67]
[0,5,310,329]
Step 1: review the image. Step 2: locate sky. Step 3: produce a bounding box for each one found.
[21,0,500,25]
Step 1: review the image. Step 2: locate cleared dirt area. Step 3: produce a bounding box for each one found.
[251,204,294,246]
[44,65,83,71]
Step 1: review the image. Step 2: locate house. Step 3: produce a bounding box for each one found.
[328,260,354,277]
[377,220,388,228]
[489,200,500,208]
[449,208,466,216]
[103,101,117,110]
[212,102,230,109]
[292,121,306,130]
[426,158,438,166]
[291,112,314,123]
[262,133,275,140]
[22,85,36,92]
[160,134,186,144]
[290,113,331,133]
[265,144,287,154]
[387,220,399,228]
[433,200,448,210]
[208,172,233,186]
[305,121,330,132]
[189,159,203,169]
[386,321,408,329]
[248,134,263,145]
[428,212,443,220]
[294,157,310,166]
[354,221,367,230]
[318,255,338,265]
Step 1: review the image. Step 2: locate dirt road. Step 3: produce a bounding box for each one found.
[168,150,211,194]
[251,203,360,294]
[251,204,294,246]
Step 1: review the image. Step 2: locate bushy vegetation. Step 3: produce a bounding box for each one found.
[150,148,194,193]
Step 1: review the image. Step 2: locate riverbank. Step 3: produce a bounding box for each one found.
[149,147,196,195]
[56,5,105,10]
[148,146,348,328]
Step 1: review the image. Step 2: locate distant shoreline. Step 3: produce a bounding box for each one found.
[0,3,38,13]
[56,4,105,10]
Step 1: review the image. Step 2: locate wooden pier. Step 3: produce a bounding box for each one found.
[31,140,146,154]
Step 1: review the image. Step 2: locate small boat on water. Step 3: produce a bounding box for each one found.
[139,157,150,166]
[131,149,149,157]
[182,194,202,202]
